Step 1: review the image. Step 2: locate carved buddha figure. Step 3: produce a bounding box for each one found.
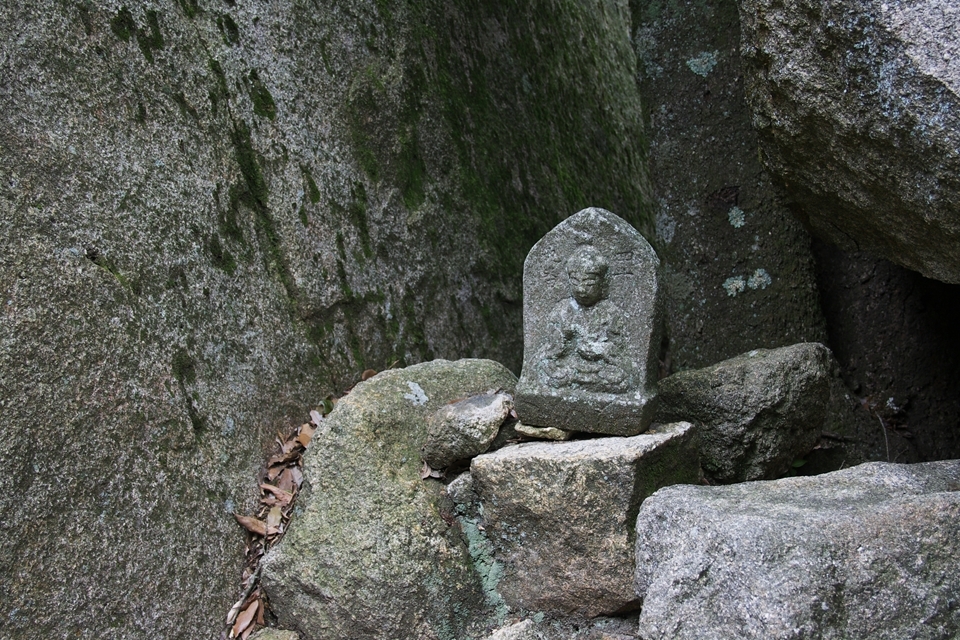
[539,246,630,393]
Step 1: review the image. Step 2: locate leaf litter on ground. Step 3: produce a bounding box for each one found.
[223,367,386,637]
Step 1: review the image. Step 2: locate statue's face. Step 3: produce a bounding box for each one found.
[569,269,604,306]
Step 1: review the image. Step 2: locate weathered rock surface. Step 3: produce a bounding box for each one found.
[481,617,640,640]
[739,0,960,283]
[260,359,517,640]
[250,630,300,640]
[657,343,830,482]
[0,1,654,637]
[632,0,828,371]
[514,423,573,441]
[422,391,514,469]
[635,461,960,640]
[516,208,663,436]
[471,422,698,616]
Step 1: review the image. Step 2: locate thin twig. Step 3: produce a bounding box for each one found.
[820,431,860,444]
[877,415,891,462]
[225,565,262,627]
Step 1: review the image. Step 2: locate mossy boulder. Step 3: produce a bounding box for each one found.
[260,359,517,640]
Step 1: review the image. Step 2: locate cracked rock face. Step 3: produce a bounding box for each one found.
[739,0,960,283]
[635,460,960,640]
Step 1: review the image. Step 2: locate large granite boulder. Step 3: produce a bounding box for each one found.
[634,461,960,640]
[470,422,698,616]
[657,343,830,482]
[260,359,517,640]
[0,1,653,637]
[632,0,828,372]
[739,0,960,284]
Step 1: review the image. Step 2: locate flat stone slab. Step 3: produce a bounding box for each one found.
[516,207,662,436]
[656,342,830,482]
[635,460,960,640]
[471,422,698,616]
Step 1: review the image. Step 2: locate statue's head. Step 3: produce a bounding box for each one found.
[565,246,608,307]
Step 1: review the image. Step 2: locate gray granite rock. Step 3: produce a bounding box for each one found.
[481,617,640,640]
[657,343,830,482]
[635,461,960,640]
[515,208,663,436]
[740,0,960,284]
[261,359,517,640]
[421,391,514,468]
[0,2,654,636]
[514,423,573,441]
[470,422,698,616]
[483,620,538,640]
[633,0,828,373]
[250,630,300,640]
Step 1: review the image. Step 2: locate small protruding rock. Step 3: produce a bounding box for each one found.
[656,342,830,482]
[471,422,698,616]
[514,423,573,441]
[421,391,514,468]
[482,620,537,640]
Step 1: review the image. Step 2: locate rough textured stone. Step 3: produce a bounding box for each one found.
[250,630,301,640]
[0,1,654,637]
[470,422,698,616]
[739,0,960,284]
[481,617,640,640]
[514,424,573,441]
[515,208,662,436]
[657,343,830,482]
[635,461,960,640]
[422,391,514,468]
[632,0,828,372]
[484,620,538,640]
[260,359,517,640]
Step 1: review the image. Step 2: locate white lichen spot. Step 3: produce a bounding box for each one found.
[728,206,746,228]
[656,210,677,244]
[686,50,719,77]
[723,276,747,297]
[403,381,428,406]
[747,268,773,290]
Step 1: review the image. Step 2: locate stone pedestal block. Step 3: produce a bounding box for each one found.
[470,422,698,616]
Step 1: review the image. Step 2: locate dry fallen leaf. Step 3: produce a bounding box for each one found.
[361,368,377,381]
[260,483,294,506]
[420,460,442,480]
[230,599,258,638]
[296,422,317,448]
[266,463,285,482]
[234,514,268,537]
[266,506,283,530]
[310,409,324,426]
